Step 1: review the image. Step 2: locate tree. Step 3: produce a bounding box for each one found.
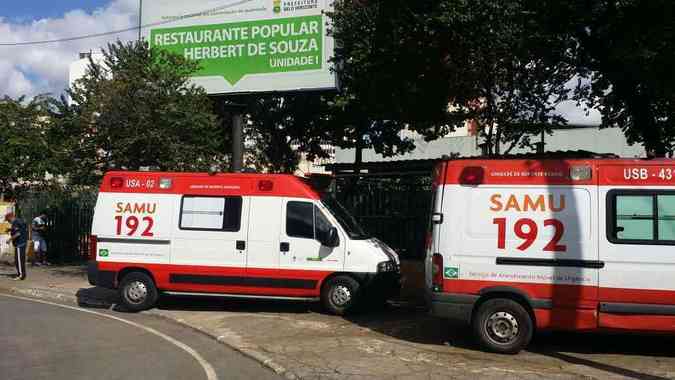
[533,0,675,156]
[0,95,55,198]
[56,40,226,185]
[328,1,450,172]
[329,1,574,158]
[242,93,335,173]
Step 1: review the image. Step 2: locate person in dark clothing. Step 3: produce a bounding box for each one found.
[5,212,28,280]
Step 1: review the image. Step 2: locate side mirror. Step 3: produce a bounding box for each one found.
[321,227,340,247]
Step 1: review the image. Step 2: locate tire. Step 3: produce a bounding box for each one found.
[472,298,533,354]
[118,272,158,312]
[321,275,361,315]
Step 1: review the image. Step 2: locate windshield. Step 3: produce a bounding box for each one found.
[320,195,370,240]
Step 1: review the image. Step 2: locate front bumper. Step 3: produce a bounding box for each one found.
[360,271,402,300]
[429,291,479,324]
[87,261,117,289]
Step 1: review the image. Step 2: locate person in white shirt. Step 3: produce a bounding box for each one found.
[31,211,50,266]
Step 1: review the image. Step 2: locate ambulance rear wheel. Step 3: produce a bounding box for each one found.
[472,298,533,354]
[322,275,360,315]
[119,272,158,312]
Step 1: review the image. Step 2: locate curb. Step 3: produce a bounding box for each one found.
[0,284,298,380]
[146,309,297,380]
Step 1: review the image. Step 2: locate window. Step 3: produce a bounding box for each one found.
[608,190,675,244]
[287,201,314,238]
[320,195,369,239]
[180,196,242,231]
[286,201,335,242]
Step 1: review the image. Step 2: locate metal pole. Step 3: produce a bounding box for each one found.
[231,111,244,172]
[138,0,143,41]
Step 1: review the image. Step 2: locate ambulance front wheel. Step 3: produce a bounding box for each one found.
[472,298,533,354]
[321,275,360,315]
[119,271,158,312]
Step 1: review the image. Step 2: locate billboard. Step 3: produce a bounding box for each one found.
[142,0,336,95]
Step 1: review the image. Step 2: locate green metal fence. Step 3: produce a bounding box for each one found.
[17,190,97,263]
[335,177,433,260]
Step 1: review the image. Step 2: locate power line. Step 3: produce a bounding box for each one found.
[0,0,255,47]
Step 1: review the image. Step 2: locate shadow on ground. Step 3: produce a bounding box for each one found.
[157,294,321,314]
[76,286,320,314]
[75,284,675,380]
[47,265,87,278]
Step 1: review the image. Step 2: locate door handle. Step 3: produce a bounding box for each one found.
[236,240,246,250]
[280,242,289,252]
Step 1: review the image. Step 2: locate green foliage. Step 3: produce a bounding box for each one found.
[532,0,675,156]
[241,93,334,173]
[432,0,573,155]
[58,40,226,185]
[329,0,574,157]
[0,95,56,197]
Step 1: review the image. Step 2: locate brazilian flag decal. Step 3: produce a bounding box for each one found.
[444,267,459,279]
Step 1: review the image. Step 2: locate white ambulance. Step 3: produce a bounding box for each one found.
[87,172,400,313]
[427,159,675,353]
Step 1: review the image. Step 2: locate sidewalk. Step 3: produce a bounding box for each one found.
[1,264,674,380]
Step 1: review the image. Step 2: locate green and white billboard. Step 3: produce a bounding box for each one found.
[142,0,336,94]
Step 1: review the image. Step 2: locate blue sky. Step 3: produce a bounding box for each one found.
[0,0,138,97]
[2,1,115,22]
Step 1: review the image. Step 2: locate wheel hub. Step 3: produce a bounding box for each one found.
[485,311,519,344]
[331,285,352,306]
[125,281,148,304]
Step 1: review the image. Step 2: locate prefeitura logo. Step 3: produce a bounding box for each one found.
[274,0,319,14]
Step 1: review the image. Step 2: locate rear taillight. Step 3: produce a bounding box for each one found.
[432,253,443,291]
[89,235,97,261]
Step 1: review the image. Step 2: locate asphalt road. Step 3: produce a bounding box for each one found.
[0,293,282,380]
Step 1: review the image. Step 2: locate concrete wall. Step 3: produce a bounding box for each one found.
[334,126,645,164]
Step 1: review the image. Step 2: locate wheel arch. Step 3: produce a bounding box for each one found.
[472,286,537,329]
[317,272,363,293]
[117,267,157,288]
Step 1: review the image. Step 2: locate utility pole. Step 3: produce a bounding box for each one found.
[138,0,143,41]
[231,111,244,172]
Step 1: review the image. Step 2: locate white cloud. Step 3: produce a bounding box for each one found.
[555,100,602,126]
[553,76,602,126]
[0,0,138,98]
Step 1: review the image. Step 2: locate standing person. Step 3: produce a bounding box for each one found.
[5,212,28,280]
[31,211,50,266]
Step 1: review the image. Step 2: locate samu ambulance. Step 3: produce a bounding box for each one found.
[427,159,675,353]
[87,172,400,314]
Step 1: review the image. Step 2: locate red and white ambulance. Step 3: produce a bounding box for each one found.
[87,172,400,313]
[427,158,675,353]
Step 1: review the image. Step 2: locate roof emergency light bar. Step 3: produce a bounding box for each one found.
[570,166,592,181]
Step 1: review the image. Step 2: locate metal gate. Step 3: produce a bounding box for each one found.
[335,177,432,260]
[17,190,96,263]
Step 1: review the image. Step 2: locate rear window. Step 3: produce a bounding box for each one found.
[179,196,242,231]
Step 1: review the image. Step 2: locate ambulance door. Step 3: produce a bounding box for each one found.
[246,196,282,272]
[600,188,675,329]
[461,185,599,329]
[280,198,345,274]
[171,195,248,275]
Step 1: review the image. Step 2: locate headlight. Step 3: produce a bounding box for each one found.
[377,261,397,273]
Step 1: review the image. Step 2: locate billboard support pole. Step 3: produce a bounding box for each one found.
[231,109,244,172]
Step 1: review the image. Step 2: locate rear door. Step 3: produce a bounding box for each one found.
[92,192,174,265]
[455,184,600,330]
